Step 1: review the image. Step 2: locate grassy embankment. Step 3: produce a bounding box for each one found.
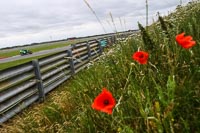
[1,1,200,133]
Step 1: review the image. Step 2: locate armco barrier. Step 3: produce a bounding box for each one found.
[0,31,134,123]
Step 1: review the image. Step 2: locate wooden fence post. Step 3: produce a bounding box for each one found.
[32,59,45,102]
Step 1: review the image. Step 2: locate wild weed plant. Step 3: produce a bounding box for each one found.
[1,1,200,133]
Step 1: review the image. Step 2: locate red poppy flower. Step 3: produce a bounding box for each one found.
[176,32,196,49]
[132,51,149,64]
[92,88,116,114]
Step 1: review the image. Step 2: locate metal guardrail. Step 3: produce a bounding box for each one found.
[0,32,133,123]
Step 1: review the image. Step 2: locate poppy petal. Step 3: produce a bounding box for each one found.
[176,32,196,49]
[132,51,149,64]
[92,88,116,114]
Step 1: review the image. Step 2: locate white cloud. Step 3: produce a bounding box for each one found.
[0,0,191,48]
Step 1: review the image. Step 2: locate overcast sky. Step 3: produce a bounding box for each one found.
[0,0,191,48]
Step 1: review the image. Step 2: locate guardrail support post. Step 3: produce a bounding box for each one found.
[67,49,75,75]
[86,41,91,60]
[106,37,111,46]
[32,59,45,102]
[112,35,116,44]
[97,39,103,55]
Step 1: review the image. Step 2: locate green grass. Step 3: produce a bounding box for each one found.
[1,1,200,133]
